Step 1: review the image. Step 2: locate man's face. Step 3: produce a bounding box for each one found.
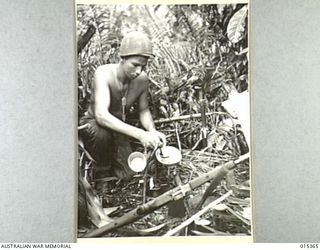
[121,55,148,80]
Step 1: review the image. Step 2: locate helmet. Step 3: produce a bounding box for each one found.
[119,31,154,58]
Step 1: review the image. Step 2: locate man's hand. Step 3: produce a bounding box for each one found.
[138,130,166,149]
[150,130,166,147]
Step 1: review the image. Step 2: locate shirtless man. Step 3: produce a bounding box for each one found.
[80,31,166,180]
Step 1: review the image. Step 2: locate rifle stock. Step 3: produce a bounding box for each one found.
[83,153,249,238]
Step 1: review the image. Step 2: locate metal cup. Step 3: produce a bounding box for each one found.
[128,152,147,172]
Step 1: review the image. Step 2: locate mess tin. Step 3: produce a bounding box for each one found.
[128,152,147,172]
[155,146,182,165]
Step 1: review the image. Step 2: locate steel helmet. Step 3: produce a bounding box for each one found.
[119,31,154,58]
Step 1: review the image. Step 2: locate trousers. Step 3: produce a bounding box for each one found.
[79,116,135,180]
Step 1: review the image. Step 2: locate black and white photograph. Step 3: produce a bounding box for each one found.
[76,2,251,239]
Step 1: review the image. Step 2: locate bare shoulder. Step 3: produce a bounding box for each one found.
[95,64,115,76]
[94,64,117,86]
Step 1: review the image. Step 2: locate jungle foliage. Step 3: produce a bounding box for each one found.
[77,4,248,120]
[77,4,250,237]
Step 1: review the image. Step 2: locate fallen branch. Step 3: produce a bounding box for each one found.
[163,190,233,236]
[154,112,215,124]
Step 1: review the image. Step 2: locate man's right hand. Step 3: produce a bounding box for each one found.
[138,130,163,149]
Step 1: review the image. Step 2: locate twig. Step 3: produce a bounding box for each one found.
[163,190,233,236]
[175,122,182,152]
[84,161,92,181]
[142,152,155,204]
[78,140,96,163]
[190,138,202,152]
[142,171,148,204]
[199,146,211,154]
[154,112,215,124]
[199,224,217,233]
[211,59,223,79]
[79,152,84,168]
[78,124,89,130]
[225,206,250,226]
[149,77,163,89]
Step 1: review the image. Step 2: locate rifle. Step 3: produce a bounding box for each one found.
[83,153,250,238]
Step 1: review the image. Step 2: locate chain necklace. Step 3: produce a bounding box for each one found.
[116,65,128,122]
[120,82,128,122]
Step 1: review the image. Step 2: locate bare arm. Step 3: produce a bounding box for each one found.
[139,86,167,146]
[94,66,144,141]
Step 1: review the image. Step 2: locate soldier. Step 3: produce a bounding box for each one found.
[80,31,166,180]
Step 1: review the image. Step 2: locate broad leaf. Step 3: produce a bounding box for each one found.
[227,5,248,44]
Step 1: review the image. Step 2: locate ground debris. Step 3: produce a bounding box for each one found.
[78,146,251,237]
